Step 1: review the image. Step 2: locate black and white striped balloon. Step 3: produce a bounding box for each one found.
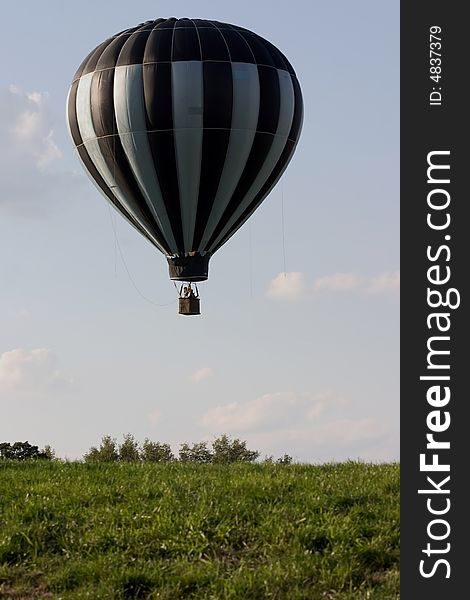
[67,17,303,281]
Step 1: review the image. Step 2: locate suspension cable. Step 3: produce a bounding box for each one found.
[281,181,287,277]
[106,204,174,308]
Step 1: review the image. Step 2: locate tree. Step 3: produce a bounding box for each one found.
[80,434,270,466]
[119,434,140,462]
[212,434,260,464]
[42,445,56,460]
[84,435,118,463]
[276,454,293,465]
[141,439,174,462]
[179,441,213,463]
[0,441,49,460]
[0,442,12,459]
[83,446,100,463]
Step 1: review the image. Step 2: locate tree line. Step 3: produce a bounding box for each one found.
[0,441,54,461]
[0,435,293,465]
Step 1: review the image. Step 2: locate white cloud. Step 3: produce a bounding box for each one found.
[148,408,161,426]
[5,86,62,171]
[0,84,81,217]
[266,272,306,299]
[313,272,363,292]
[13,308,31,320]
[266,270,399,299]
[27,91,44,105]
[12,108,43,141]
[317,417,381,445]
[37,130,62,170]
[200,390,395,462]
[0,348,73,393]
[240,418,391,463]
[191,367,214,383]
[201,390,342,431]
[366,270,400,294]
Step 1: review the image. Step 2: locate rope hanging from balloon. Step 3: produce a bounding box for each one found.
[248,220,253,299]
[106,203,174,308]
[281,181,287,277]
[106,114,173,308]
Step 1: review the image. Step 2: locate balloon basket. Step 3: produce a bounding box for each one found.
[179,296,201,316]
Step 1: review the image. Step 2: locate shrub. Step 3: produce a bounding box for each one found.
[84,435,118,463]
[0,441,49,460]
[41,445,56,460]
[179,441,213,463]
[212,434,260,464]
[119,434,140,462]
[80,434,277,467]
[141,439,174,462]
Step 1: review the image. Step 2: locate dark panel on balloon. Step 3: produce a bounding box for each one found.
[203,62,233,129]
[198,27,230,61]
[135,20,158,32]
[143,21,175,63]
[212,139,296,253]
[217,27,255,63]
[157,17,178,29]
[289,76,304,142]
[192,19,216,28]
[67,80,82,146]
[172,20,201,61]
[205,63,280,248]
[191,62,233,249]
[262,39,289,71]
[193,129,231,250]
[90,69,116,138]
[205,132,274,249]
[117,28,152,66]
[212,20,237,30]
[225,22,250,32]
[95,34,130,71]
[147,131,184,253]
[87,63,171,251]
[74,38,114,80]
[282,56,296,76]
[212,74,303,253]
[256,65,281,134]
[75,145,154,246]
[146,18,166,30]
[239,31,275,67]
[143,63,173,131]
[115,24,146,36]
[95,135,171,253]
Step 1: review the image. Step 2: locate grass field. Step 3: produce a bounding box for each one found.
[0,461,399,599]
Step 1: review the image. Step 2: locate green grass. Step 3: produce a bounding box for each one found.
[0,461,399,599]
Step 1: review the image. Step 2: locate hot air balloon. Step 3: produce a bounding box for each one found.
[67,18,303,314]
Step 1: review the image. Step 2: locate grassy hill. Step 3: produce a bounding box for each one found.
[0,461,399,599]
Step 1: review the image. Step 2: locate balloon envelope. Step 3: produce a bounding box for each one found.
[67,18,303,281]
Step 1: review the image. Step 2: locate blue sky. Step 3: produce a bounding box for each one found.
[0,1,399,462]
